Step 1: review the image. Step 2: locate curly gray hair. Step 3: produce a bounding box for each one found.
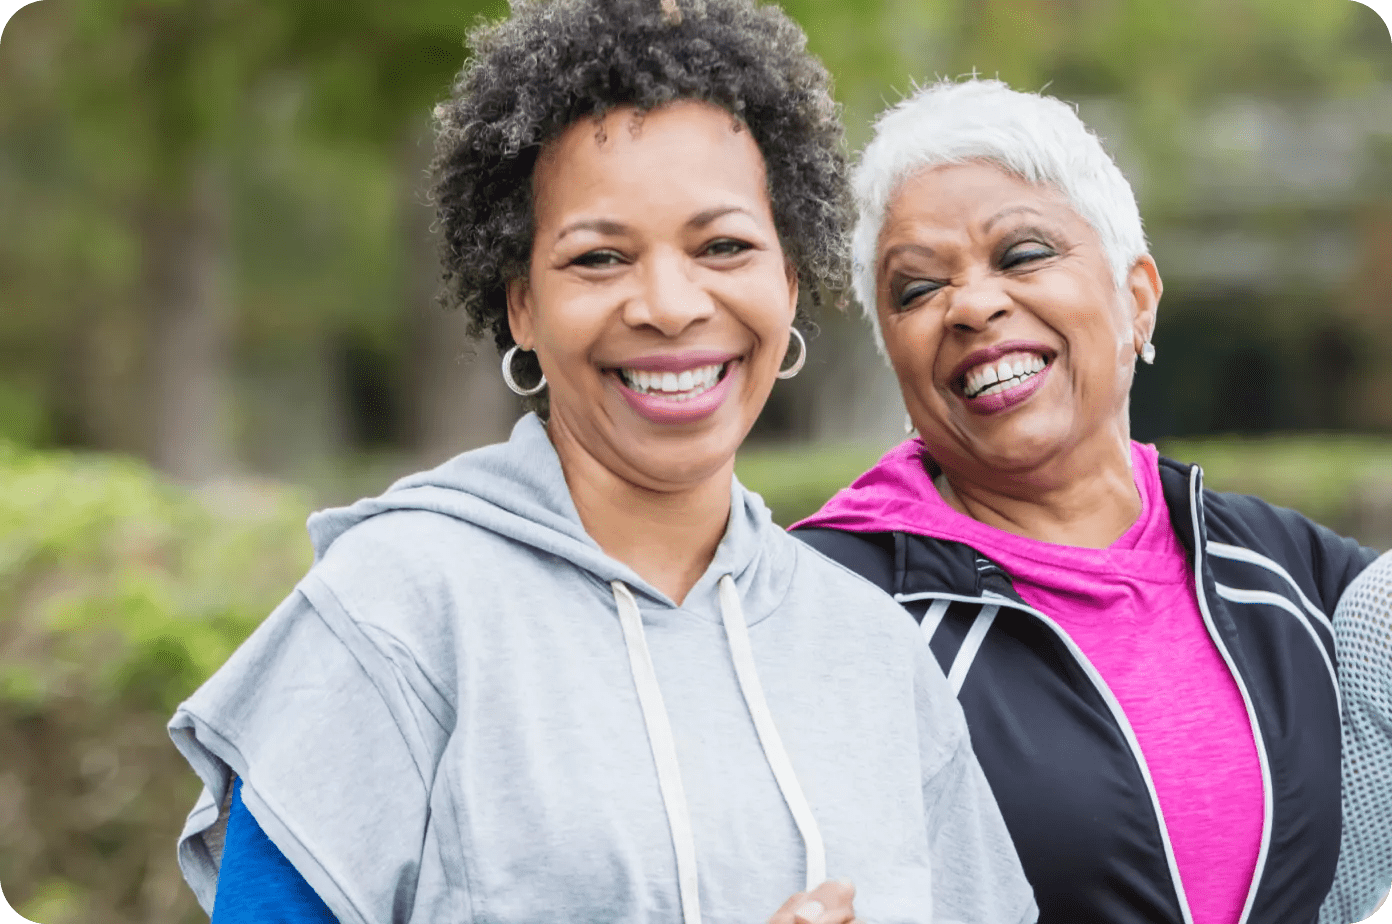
[431,0,853,389]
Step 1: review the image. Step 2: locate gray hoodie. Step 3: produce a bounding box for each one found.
[169,414,1035,924]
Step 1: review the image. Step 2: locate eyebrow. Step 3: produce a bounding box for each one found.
[879,242,937,272]
[554,206,752,242]
[983,205,1045,232]
[555,218,629,241]
[687,205,750,229]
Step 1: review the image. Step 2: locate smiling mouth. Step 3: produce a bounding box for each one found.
[616,362,731,402]
[960,352,1052,400]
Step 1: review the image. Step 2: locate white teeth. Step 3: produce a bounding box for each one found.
[620,363,725,399]
[963,353,1049,399]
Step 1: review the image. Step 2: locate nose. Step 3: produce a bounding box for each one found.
[623,248,716,337]
[942,272,1012,333]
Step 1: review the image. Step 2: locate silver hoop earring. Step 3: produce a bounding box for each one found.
[1140,341,1156,365]
[501,344,547,396]
[776,328,807,380]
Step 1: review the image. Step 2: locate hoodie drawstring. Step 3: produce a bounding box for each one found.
[611,577,827,924]
[717,575,827,892]
[612,580,703,924]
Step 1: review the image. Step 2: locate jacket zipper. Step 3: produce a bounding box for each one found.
[1185,466,1273,924]
[895,587,1196,924]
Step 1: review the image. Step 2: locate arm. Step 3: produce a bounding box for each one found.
[170,575,448,924]
[213,779,339,924]
[1320,551,1392,924]
[911,642,1037,924]
[923,736,1039,924]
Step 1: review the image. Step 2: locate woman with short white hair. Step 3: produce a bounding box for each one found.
[795,78,1385,924]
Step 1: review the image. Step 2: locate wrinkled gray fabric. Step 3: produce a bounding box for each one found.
[169,413,1036,924]
[1321,551,1392,924]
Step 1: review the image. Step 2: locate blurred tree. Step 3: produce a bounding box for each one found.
[772,0,1392,444]
[0,0,1388,477]
[0,0,508,480]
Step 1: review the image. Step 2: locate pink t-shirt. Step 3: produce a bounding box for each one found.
[797,441,1263,923]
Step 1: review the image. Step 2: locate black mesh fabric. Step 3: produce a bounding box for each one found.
[1321,551,1392,924]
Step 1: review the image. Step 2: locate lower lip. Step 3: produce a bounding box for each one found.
[616,363,738,425]
[963,363,1052,415]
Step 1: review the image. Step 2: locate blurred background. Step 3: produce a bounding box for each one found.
[1,0,1389,921]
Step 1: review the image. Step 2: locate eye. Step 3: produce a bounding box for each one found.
[897,279,942,309]
[1000,241,1055,269]
[702,238,753,258]
[569,249,626,269]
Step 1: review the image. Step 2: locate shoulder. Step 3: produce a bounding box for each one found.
[319,507,506,574]
[790,527,897,591]
[1159,456,1379,613]
[1336,551,1392,640]
[300,508,550,703]
[784,527,898,605]
[312,508,541,619]
[1207,489,1377,609]
[774,527,924,646]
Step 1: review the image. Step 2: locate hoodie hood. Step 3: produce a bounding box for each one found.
[308,413,780,613]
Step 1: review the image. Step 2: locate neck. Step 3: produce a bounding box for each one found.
[547,418,732,606]
[934,430,1141,550]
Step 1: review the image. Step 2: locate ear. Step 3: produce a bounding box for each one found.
[506,276,535,350]
[783,259,801,323]
[1125,254,1163,355]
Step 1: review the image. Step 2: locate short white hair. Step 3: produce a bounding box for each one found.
[851,78,1148,353]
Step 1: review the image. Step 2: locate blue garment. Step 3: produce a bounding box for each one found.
[213,778,337,923]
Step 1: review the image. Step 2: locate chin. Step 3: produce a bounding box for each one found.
[948,410,1076,477]
[624,422,744,489]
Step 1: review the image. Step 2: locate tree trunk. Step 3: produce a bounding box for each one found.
[399,129,518,466]
[142,160,233,482]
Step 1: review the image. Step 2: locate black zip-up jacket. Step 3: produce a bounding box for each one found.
[794,457,1379,924]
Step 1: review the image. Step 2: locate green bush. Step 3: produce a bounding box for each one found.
[0,443,312,924]
[1160,435,1392,544]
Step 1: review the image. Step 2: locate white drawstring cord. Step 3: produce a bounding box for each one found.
[612,576,829,922]
[718,575,827,891]
[612,581,703,924]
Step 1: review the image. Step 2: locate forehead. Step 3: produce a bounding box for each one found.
[532,101,773,225]
[880,161,1083,241]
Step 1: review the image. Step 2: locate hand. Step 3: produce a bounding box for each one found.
[768,878,861,924]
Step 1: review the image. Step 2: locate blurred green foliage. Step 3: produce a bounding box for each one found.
[1163,435,1392,540]
[2,0,1388,471]
[1,443,311,923]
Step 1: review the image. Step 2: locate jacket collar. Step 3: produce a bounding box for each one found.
[892,455,1203,599]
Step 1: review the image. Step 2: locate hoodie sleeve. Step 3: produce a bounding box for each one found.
[915,645,1039,924]
[168,573,451,924]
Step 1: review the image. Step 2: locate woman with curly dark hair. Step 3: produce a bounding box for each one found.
[166,3,1035,924]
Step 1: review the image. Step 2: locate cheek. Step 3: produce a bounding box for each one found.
[883,315,941,383]
[728,277,795,349]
